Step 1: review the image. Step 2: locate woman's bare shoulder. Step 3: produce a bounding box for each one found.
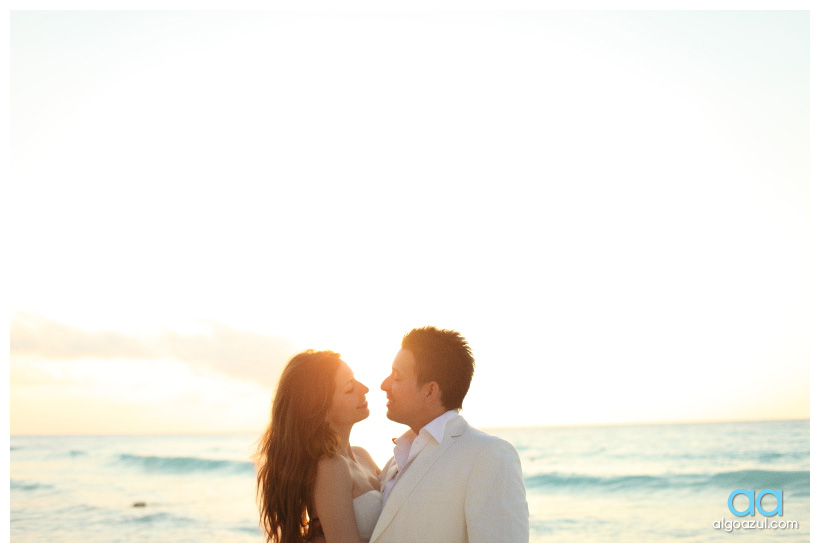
[316,454,350,476]
[315,455,353,499]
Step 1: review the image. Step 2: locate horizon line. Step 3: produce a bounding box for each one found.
[8,416,809,438]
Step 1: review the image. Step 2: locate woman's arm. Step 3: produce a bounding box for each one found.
[313,455,362,543]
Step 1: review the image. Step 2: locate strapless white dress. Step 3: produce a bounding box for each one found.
[353,489,382,541]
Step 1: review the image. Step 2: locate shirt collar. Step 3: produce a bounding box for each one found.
[390,410,460,478]
[419,409,459,445]
[395,409,460,450]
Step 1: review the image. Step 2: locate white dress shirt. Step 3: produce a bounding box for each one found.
[382,409,459,506]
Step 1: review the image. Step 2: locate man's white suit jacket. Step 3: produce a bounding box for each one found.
[370,415,529,543]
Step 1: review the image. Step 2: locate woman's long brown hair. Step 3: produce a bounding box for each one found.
[255,350,342,542]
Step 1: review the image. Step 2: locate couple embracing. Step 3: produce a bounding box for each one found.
[255,326,529,543]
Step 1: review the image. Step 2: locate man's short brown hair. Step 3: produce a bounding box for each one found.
[401,326,475,410]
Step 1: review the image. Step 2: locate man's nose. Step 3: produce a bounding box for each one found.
[381,376,390,391]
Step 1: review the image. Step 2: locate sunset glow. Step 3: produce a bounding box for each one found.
[9,7,809,452]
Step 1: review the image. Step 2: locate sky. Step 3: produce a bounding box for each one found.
[6,4,811,461]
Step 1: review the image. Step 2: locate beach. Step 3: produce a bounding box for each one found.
[10,419,809,542]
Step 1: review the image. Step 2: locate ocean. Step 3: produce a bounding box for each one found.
[9,419,809,543]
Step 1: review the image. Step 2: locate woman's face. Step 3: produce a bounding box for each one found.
[326,360,370,430]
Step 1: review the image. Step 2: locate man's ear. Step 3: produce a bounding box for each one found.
[424,381,441,402]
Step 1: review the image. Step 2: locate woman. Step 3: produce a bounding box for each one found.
[256,350,382,542]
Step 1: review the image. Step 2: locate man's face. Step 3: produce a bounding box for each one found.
[381,348,428,431]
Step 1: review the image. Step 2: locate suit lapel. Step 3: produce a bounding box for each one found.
[371,416,468,541]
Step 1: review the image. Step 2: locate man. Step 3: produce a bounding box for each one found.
[370,326,529,543]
